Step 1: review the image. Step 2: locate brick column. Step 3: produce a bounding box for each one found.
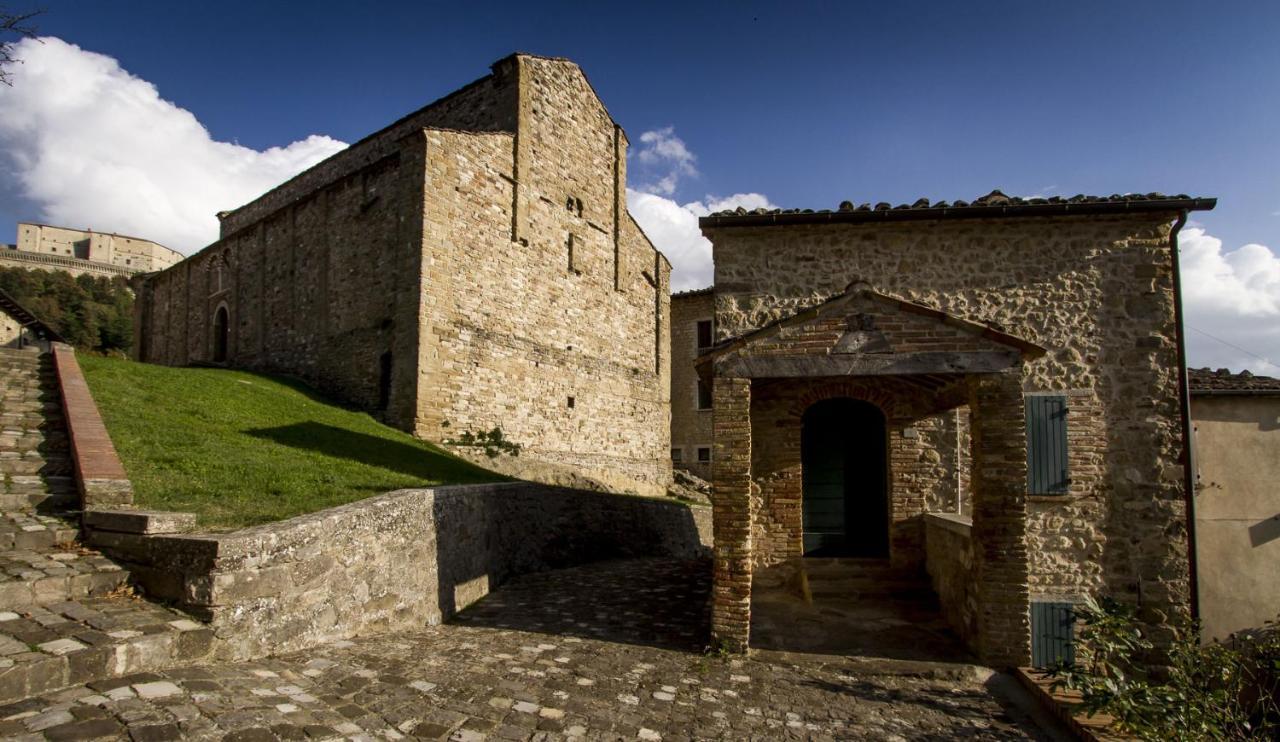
[968,371,1031,667]
[710,376,752,651]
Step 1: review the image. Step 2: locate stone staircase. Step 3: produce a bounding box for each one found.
[0,347,213,705]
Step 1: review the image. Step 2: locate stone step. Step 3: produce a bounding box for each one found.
[0,511,136,612]
[0,455,72,476]
[0,491,76,512]
[0,597,213,705]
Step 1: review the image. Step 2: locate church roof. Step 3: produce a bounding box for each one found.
[699,190,1216,228]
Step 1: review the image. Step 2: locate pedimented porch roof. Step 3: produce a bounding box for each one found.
[697,283,1045,381]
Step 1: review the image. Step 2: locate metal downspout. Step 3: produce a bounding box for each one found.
[1168,209,1200,621]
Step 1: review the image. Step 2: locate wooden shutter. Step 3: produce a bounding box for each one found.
[1031,601,1076,668]
[1025,395,1069,494]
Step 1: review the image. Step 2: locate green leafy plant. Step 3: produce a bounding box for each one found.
[1046,596,1280,741]
[446,426,521,458]
[0,266,134,351]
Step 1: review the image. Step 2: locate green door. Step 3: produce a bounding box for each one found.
[801,398,888,558]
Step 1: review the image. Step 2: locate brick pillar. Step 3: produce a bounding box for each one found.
[711,376,752,651]
[968,371,1031,667]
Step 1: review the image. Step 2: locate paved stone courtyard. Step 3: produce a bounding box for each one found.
[0,558,1064,741]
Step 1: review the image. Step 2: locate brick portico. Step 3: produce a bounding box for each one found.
[700,284,1040,664]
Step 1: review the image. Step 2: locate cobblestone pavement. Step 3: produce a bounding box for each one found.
[0,558,1060,741]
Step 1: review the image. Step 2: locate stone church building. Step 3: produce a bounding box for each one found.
[674,192,1215,664]
[133,54,672,496]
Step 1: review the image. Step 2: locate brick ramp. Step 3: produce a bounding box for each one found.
[0,347,211,705]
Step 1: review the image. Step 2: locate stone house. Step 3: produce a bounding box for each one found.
[676,191,1216,665]
[132,54,672,496]
[1189,368,1280,641]
[670,288,714,480]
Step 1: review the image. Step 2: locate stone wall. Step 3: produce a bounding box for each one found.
[671,290,714,479]
[924,512,978,648]
[87,483,711,661]
[134,54,672,497]
[706,214,1191,619]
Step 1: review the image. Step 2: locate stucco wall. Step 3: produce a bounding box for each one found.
[87,483,712,661]
[1192,394,1280,640]
[706,214,1190,617]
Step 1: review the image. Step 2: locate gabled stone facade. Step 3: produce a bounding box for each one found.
[133,55,672,496]
[678,191,1217,664]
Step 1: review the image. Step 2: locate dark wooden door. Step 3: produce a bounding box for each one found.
[801,398,888,558]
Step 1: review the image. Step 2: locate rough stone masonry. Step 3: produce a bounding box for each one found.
[132,54,672,496]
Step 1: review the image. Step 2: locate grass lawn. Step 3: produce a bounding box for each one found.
[79,355,503,530]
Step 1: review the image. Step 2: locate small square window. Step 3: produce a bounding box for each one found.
[696,446,711,463]
[671,448,682,463]
[696,319,713,349]
[567,396,575,409]
[696,379,712,410]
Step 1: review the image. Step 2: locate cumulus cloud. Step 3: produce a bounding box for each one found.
[1179,227,1280,374]
[631,126,698,196]
[628,189,775,292]
[0,37,347,253]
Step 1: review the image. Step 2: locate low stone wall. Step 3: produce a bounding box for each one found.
[50,343,133,508]
[87,483,711,660]
[924,512,979,649]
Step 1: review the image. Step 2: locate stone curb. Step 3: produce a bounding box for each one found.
[49,344,133,509]
[1013,667,1132,741]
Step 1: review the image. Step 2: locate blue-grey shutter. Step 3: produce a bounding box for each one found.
[1025,395,1069,494]
[1031,601,1076,668]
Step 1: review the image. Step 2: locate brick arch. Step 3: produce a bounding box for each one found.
[789,378,911,421]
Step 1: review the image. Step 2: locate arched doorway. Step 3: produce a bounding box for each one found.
[212,305,229,363]
[801,398,888,558]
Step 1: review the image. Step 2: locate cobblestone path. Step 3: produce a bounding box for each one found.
[0,558,1060,741]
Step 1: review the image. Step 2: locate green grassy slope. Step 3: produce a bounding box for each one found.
[79,355,503,530]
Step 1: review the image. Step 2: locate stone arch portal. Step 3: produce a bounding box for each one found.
[212,305,229,363]
[800,397,888,558]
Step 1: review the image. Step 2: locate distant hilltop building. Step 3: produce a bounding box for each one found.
[1,222,184,279]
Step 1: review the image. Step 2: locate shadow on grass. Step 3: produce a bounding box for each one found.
[245,421,503,484]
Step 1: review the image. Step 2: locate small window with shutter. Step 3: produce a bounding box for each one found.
[1025,394,1069,494]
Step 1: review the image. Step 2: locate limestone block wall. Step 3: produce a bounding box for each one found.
[87,483,712,661]
[707,214,1190,616]
[671,291,714,479]
[413,57,671,496]
[135,138,427,429]
[136,54,673,497]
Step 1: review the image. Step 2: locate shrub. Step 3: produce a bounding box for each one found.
[1047,596,1280,740]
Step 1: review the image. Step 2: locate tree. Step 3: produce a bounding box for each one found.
[1,6,41,86]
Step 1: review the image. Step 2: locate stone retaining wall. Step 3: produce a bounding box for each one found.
[50,343,133,509]
[924,512,979,649]
[87,483,711,660]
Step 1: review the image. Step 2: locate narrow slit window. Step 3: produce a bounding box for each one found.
[696,379,713,410]
[696,319,713,350]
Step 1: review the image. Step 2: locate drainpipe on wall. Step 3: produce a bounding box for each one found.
[1168,209,1200,622]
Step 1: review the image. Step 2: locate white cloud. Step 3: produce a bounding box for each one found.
[628,189,775,292]
[1180,226,1280,374]
[0,37,347,253]
[631,126,698,196]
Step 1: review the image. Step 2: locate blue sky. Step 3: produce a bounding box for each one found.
[1,0,1277,370]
